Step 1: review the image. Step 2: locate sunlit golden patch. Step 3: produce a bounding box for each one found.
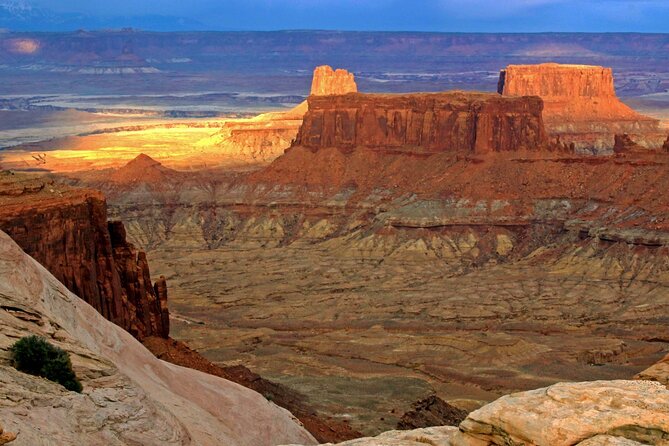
[6,38,41,54]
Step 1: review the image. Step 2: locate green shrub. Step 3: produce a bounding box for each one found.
[10,335,83,393]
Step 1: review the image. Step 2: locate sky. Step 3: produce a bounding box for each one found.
[16,0,669,32]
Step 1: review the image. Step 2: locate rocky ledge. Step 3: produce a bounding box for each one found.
[284,380,669,446]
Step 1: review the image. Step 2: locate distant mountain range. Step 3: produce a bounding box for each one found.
[0,0,203,31]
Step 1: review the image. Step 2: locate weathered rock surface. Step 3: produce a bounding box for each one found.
[310,65,357,96]
[0,172,169,339]
[499,63,662,152]
[142,336,362,443]
[0,230,316,446]
[636,354,669,387]
[295,92,546,154]
[282,426,459,446]
[456,380,669,446]
[284,381,669,446]
[0,424,16,445]
[398,395,468,430]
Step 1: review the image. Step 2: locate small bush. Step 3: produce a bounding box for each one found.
[10,335,82,393]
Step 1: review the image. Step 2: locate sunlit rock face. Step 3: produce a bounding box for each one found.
[209,65,359,164]
[310,65,358,96]
[499,63,662,152]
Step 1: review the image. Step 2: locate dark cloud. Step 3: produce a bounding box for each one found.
[15,0,669,31]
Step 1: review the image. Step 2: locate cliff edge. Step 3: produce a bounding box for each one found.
[0,172,168,339]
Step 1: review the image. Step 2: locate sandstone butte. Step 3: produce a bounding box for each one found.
[294,91,546,154]
[0,230,316,446]
[208,64,357,163]
[498,63,662,150]
[0,172,169,340]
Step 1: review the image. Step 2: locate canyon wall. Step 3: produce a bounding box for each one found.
[0,172,168,339]
[294,91,546,154]
[499,63,662,151]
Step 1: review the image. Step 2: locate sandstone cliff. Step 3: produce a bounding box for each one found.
[0,172,168,339]
[210,65,358,164]
[499,63,662,152]
[294,92,546,154]
[0,230,316,445]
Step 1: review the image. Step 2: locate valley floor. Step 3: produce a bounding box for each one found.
[149,235,669,435]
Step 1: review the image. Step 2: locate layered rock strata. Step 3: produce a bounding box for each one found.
[295,92,546,154]
[499,63,662,151]
[0,172,168,339]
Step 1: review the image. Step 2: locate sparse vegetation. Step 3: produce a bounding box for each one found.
[10,335,83,393]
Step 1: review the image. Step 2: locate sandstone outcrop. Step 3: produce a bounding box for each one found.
[209,65,359,165]
[636,354,669,387]
[294,92,546,154]
[0,172,168,339]
[499,63,661,152]
[310,65,357,96]
[397,395,468,430]
[0,425,16,445]
[108,152,180,185]
[456,380,669,445]
[0,230,316,445]
[284,380,669,446]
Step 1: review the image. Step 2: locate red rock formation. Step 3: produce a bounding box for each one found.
[499,63,661,150]
[0,173,168,339]
[310,65,357,96]
[295,91,546,154]
[108,153,179,185]
[664,135,669,153]
[213,65,358,164]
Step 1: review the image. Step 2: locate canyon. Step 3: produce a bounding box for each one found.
[44,63,666,436]
[1,52,669,443]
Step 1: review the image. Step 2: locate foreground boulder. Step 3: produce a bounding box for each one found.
[456,380,669,446]
[283,380,669,446]
[0,230,316,445]
[636,353,669,387]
